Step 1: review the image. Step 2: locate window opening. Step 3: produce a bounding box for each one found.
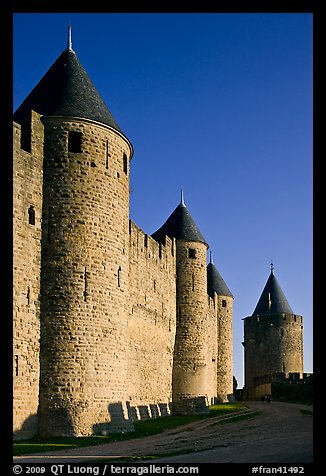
[68,131,82,153]
[222,299,227,308]
[83,267,88,302]
[123,153,128,175]
[15,355,19,377]
[188,248,196,259]
[105,140,109,169]
[118,266,121,287]
[28,206,35,225]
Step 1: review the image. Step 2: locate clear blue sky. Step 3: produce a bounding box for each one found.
[13,13,313,388]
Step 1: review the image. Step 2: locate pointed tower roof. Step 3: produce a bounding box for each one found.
[252,264,294,315]
[151,192,208,246]
[207,253,233,298]
[13,28,124,135]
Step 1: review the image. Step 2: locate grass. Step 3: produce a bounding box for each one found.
[14,402,248,456]
[299,409,313,416]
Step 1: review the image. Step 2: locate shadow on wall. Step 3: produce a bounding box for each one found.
[93,401,173,435]
[13,414,38,441]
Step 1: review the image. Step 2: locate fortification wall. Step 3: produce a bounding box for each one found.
[13,112,44,438]
[128,222,176,419]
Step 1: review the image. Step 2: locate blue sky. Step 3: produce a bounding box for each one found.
[13,13,313,388]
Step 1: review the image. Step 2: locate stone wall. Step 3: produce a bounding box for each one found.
[216,295,234,401]
[13,111,235,438]
[207,293,234,403]
[172,240,210,415]
[206,296,218,405]
[244,312,304,390]
[128,222,176,418]
[38,116,133,436]
[13,112,44,439]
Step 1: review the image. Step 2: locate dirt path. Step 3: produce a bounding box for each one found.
[14,401,313,464]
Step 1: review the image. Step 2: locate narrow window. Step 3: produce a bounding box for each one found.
[192,273,195,291]
[188,248,196,259]
[222,299,227,308]
[28,206,35,225]
[159,244,162,259]
[279,328,284,337]
[27,286,30,305]
[68,131,82,153]
[15,355,19,377]
[282,362,286,372]
[105,140,109,169]
[153,280,156,292]
[83,267,87,302]
[178,307,182,324]
[118,266,121,287]
[144,234,148,248]
[123,153,128,175]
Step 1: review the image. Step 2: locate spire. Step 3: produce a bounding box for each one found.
[13,38,129,137]
[207,257,233,298]
[152,196,207,246]
[67,25,74,52]
[252,268,294,316]
[180,189,185,207]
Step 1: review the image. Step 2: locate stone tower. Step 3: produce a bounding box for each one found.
[152,193,210,414]
[243,265,304,398]
[14,32,133,436]
[207,254,234,402]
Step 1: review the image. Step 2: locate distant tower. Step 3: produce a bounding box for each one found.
[14,30,133,436]
[207,254,234,402]
[152,193,209,414]
[243,264,304,398]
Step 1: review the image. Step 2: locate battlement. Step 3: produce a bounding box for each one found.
[13,110,44,156]
[129,220,175,270]
[253,371,312,385]
[245,312,303,328]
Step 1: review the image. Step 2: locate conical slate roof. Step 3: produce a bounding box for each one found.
[207,258,233,298]
[252,269,294,315]
[151,196,207,246]
[13,47,123,133]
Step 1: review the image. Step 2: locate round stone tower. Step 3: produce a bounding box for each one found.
[243,264,304,397]
[152,193,209,415]
[14,33,134,436]
[207,254,234,402]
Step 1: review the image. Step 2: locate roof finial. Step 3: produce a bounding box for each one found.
[210,251,213,264]
[180,188,185,207]
[270,260,274,274]
[67,24,73,52]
